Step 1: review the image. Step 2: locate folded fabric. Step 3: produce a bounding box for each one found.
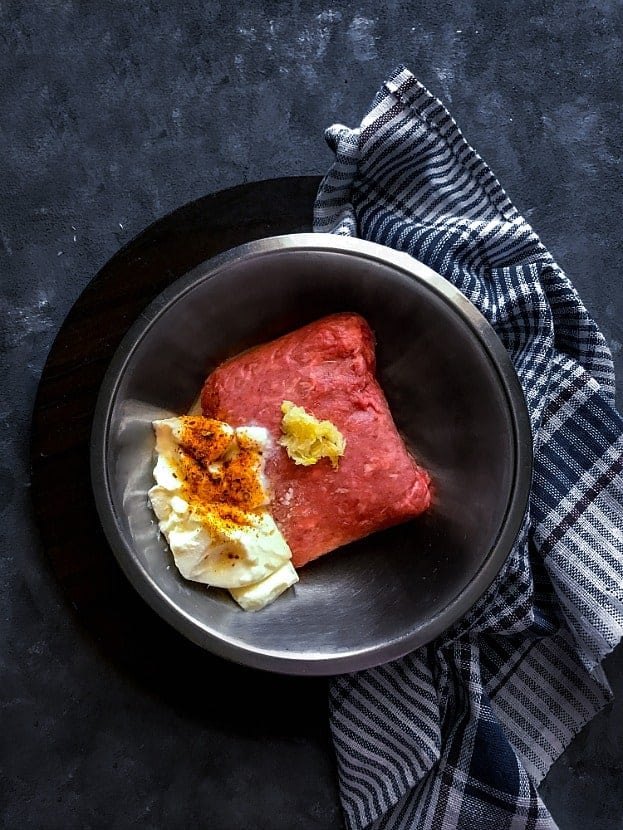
[313,65,623,830]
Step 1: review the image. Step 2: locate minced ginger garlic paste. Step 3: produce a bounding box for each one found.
[279,400,346,469]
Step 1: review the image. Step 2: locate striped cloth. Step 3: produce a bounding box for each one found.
[313,65,623,830]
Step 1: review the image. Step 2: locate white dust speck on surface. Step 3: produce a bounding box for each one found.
[268,10,344,87]
[3,290,55,348]
[434,66,455,103]
[317,9,342,24]
[292,13,337,63]
[237,25,257,41]
[313,8,342,53]
[346,15,378,62]
[231,9,344,88]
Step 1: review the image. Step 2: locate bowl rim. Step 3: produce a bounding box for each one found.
[90,232,533,675]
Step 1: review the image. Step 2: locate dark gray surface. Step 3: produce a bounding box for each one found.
[1,1,622,828]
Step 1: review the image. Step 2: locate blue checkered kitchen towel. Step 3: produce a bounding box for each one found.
[313,66,623,830]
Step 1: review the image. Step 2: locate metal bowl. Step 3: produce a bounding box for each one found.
[90,233,532,675]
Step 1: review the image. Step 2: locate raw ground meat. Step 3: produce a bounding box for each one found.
[201,312,431,568]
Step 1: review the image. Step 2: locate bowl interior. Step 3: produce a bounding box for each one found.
[94,239,528,673]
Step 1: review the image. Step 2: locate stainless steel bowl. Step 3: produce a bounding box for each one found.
[90,233,532,675]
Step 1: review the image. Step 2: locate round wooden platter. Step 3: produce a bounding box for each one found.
[29,176,333,728]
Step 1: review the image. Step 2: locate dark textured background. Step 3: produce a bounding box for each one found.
[2,1,622,828]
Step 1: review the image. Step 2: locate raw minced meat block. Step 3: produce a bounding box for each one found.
[200,312,431,569]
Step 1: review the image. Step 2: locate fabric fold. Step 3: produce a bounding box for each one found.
[314,65,623,830]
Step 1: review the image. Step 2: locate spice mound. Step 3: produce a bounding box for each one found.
[148,416,298,611]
